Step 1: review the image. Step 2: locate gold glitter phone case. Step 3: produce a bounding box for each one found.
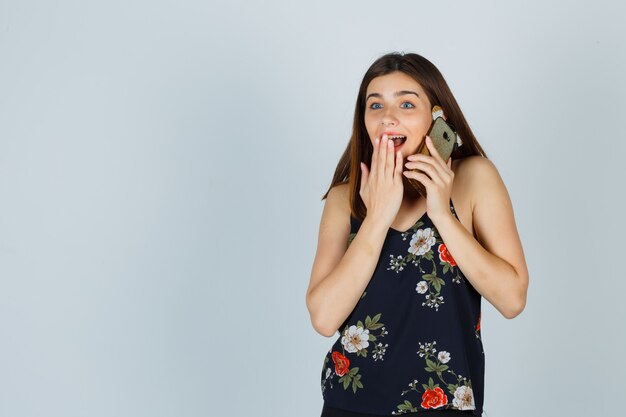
[407,105,462,198]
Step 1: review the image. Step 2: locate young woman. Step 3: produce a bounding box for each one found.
[305,52,529,417]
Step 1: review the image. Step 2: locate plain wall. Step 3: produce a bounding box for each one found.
[1,0,625,416]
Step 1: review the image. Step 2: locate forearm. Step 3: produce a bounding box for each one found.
[308,216,389,336]
[431,211,525,319]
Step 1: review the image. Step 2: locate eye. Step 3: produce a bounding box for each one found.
[368,102,415,109]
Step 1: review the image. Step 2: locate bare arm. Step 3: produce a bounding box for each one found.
[305,184,389,337]
[430,156,529,319]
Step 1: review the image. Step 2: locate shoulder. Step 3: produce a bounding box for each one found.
[327,181,350,200]
[453,155,504,213]
[454,154,498,179]
[321,182,352,233]
[326,182,351,214]
[457,155,517,247]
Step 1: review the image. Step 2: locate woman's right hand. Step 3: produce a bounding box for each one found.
[359,134,404,229]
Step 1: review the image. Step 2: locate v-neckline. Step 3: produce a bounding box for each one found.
[350,209,430,235]
[388,210,429,234]
[351,198,457,235]
[388,197,429,234]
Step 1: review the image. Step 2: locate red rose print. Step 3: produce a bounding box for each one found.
[421,387,448,409]
[476,311,481,331]
[438,244,456,266]
[331,351,350,376]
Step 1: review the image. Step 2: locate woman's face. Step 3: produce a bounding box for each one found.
[363,71,433,159]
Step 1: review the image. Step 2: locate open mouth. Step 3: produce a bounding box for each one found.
[389,135,407,147]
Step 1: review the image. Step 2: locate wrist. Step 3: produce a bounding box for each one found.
[362,215,391,236]
[430,210,456,227]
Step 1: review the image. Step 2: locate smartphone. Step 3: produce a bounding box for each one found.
[406,117,458,197]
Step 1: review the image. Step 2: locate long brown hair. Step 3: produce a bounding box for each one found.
[321,52,489,221]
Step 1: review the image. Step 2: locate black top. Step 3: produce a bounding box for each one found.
[320,199,484,416]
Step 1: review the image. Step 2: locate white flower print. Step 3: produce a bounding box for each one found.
[408,227,436,256]
[437,351,451,364]
[416,281,428,294]
[452,385,475,410]
[372,342,389,361]
[387,254,407,272]
[325,368,331,378]
[423,292,444,311]
[417,341,437,358]
[341,325,370,353]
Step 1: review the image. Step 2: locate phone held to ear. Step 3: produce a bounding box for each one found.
[406,105,462,198]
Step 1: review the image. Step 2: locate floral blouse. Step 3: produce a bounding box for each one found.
[320,198,485,416]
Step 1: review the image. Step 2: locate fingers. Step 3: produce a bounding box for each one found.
[408,136,452,185]
[403,169,431,189]
[425,136,446,168]
[406,161,444,186]
[368,134,399,187]
[359,162,369,193]
[377,134,388,180]
[385,135,395,179]
[394,147,403,182]
[370,137,379,180]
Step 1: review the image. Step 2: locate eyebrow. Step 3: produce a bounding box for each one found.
[366,90,420,101]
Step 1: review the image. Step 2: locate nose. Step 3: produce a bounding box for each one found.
[381,108,398,126]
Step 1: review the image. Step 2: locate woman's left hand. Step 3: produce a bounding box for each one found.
[403,135,455,222]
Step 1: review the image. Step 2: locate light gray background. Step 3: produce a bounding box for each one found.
[1,1,625,416]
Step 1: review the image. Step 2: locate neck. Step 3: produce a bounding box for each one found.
[401,176,423,204]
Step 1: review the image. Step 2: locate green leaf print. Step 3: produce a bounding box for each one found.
[365,313,384,330]
[396,400,417,412]
[425,358,437,372]
[423,273,445,293]
[352,374,362,393]
[340,375,351,390]
[338,367,364,392]
[423,377,440,391]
